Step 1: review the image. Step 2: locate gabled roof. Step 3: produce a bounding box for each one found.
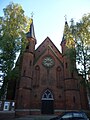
[36,36,62,55]
[34,37,63,65]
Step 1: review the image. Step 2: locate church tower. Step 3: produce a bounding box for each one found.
[61,21,81,110]
[15,18,36,116]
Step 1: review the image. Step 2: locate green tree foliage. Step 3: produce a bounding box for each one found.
[63,21,76,72]
[66,14,90,89]
[0,2,30,99]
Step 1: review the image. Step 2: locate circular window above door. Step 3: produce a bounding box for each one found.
[42,56,55,68]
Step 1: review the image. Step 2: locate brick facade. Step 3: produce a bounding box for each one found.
[7,20,89,116]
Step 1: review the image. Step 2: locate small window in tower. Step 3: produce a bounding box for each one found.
[71,72,73,78]
[65,62,67,68]
[23,70,26,76]
[26,45,29,50]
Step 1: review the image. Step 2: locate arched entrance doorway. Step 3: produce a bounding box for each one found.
[41,89,54,114]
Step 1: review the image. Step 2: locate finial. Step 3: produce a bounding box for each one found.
[70,18,74,26]
[64,15,67,22]
[31,12,34,19]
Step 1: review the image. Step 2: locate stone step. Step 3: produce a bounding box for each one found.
[14,115,56,120]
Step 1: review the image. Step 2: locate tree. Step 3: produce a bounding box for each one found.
[0,2,30,99]
[66,14,90,90]
[65,15,90,104]
[63,20,76,72]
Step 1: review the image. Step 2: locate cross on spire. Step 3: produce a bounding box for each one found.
[64,15,67,22]
[31,12,34,19]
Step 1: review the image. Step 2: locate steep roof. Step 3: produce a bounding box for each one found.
[26,19,37,43]
[61,21,69,42]
[35,37,63,65]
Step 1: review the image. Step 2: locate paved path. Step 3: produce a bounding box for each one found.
[0,111,56,120]
[12,115,54,120]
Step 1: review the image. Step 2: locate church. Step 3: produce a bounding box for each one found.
[7,18,89,116]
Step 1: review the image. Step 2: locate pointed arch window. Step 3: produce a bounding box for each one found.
[33,65,40,87]
[65,62,68,68]
[22,67,26,76]
[42,89,54,100]
[56,66,61,87]
[23,70,26,76]
[26,45,29,50]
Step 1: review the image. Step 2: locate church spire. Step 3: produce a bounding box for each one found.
[61,18,75,53]
[62,19,69,42]
[61,17,70,53]
[26,18,37,44]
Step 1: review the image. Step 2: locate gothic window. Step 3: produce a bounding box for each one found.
[42,89,54,100]
[33,65,40,87]
[56,66,61,87]
[65,62,67,68]
[26,43,30,52]
[71,72,74,78]
[26,45,29,50]
[23,69,26,76]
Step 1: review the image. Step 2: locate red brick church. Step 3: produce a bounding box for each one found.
[7,19,89,116]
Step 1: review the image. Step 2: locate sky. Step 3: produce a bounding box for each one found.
[0,0,90,51]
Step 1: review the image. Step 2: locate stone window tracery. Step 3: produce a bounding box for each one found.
[42,89,54,100]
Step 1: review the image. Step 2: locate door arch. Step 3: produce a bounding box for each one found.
[41,89,54,114]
